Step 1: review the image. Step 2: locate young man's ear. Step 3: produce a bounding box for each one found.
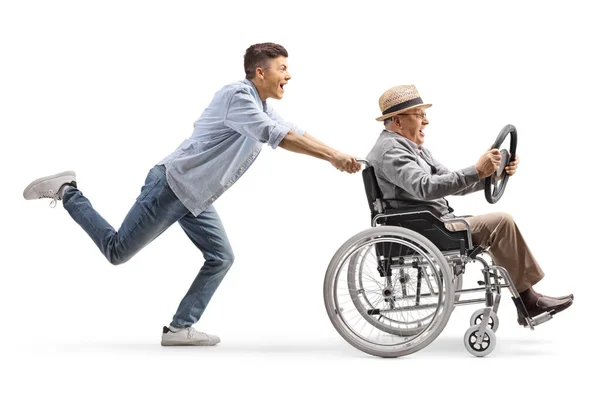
[255,67,265,80]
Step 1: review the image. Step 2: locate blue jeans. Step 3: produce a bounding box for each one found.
[62,164,234,328]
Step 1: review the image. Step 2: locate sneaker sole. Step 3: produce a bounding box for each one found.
[23,171,76,199]
[161,340,220,346]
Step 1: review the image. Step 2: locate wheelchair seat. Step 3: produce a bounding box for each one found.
[362,165,472,253]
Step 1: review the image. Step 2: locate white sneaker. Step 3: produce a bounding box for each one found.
[161,325,221,346]
[23,171,77,207]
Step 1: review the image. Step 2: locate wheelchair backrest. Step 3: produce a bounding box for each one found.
[361,164,471,253]
[362,166,384,215]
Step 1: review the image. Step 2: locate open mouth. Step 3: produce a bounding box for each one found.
[280,83,286,92]
[419,129,425,137]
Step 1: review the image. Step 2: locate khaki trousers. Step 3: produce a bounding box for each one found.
[445,212,544,292]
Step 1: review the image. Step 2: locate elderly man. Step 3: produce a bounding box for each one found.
[23,43,361,346]
[366,85,573,325]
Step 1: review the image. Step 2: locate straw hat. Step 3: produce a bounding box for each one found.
[376,85,432,121]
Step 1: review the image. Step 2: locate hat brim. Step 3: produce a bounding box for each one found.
[376,103,432,121]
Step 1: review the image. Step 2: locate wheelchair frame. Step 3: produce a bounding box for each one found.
[323,160,553,358]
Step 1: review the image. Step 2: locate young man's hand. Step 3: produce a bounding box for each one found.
[331,152,361,173]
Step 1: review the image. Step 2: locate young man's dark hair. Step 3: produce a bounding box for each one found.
[244,43,289,79]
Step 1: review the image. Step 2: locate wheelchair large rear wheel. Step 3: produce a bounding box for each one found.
[346,244,439,335]
[324,226,455,358]
[347,244,463,336]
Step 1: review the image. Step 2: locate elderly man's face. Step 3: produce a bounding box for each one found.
[393,106,429,147]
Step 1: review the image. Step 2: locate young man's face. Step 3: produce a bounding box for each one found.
[393,106,429,147]
[257,56,291,100]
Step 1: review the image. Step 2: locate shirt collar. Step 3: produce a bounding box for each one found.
[383,129,422,154]
[243,79,267,111]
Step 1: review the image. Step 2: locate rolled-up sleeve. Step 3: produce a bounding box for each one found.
[266,103,305,135]
[381,147,481,200]
[224,90,290,149]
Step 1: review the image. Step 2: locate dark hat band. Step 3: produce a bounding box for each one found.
[382,97,424,116]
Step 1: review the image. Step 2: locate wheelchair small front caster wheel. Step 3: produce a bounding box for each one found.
[469,308,499,332]
[464,325,496,357]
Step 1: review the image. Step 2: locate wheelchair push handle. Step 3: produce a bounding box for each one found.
[356,158,371,168]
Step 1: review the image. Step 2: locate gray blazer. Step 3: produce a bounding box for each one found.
[366,130,484,218]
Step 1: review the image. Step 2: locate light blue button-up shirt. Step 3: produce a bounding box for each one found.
[159,79,304,216]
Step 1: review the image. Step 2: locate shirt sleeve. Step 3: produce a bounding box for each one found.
[427,149,485,195]
[224,89,291,149]
[265,103,305,135]
[381,146,481,200]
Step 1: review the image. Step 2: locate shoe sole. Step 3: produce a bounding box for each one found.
[23,171,76,199]
[161,341,220,346]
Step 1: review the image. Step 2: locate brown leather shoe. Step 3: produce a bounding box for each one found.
[518,296,573,326]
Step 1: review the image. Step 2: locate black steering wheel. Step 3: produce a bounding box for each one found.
[484,124,517,204]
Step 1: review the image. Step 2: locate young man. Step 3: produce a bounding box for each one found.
[366,85,573,325]
[23,43,361,346]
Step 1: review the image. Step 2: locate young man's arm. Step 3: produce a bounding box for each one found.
[302,132,330,147]
[265,102,360,173]
[279,131,360,173]
[226,91,359,173]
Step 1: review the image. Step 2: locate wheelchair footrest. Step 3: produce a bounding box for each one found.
[519,311,554,329]
[530,312,553,327]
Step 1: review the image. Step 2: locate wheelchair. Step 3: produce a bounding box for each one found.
[323,125,556,358]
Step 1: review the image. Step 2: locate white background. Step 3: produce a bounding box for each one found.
[1,0,598,399]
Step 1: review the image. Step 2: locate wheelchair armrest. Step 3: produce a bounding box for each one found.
[373,209,474,251]
[374,209,441,224]
[441,217,473,248]
[438,217,473,239]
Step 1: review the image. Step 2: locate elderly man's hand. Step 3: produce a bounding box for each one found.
[505,154,519,175]
[475,148,502,178]
[332,152,361,174]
